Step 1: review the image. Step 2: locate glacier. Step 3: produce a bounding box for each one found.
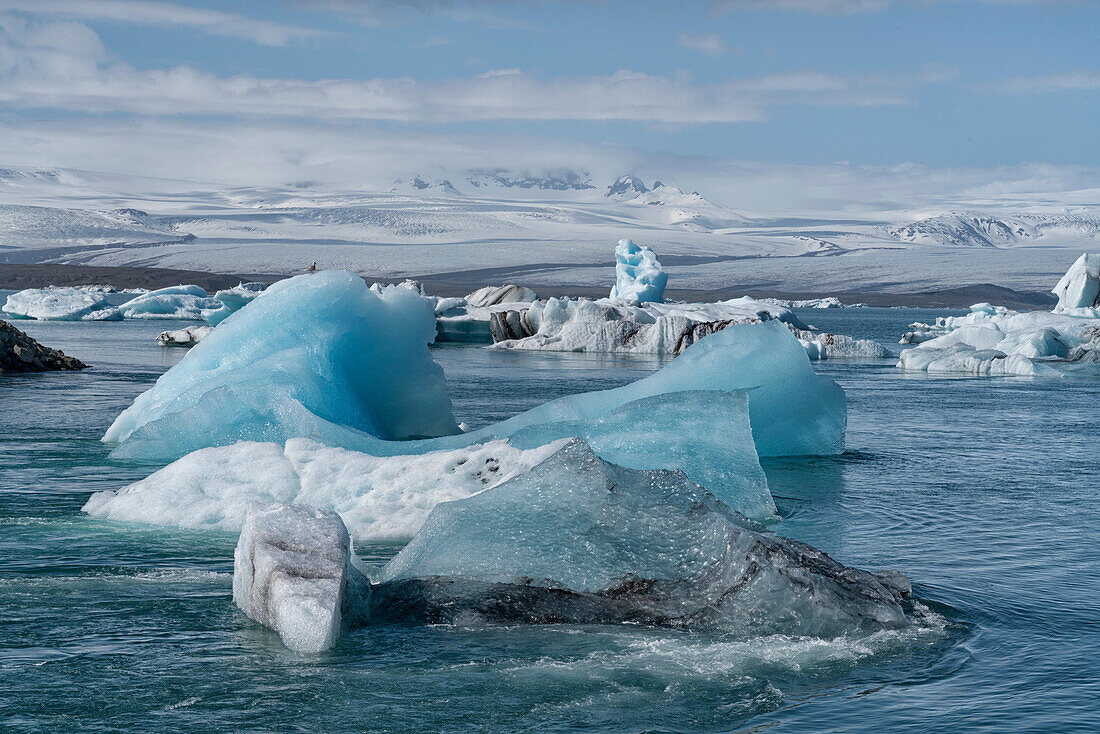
[103,270,461,460]
[609,239,668,303]
[2,286,121,321]
[898,254,1100,376]
[232,442,912,652]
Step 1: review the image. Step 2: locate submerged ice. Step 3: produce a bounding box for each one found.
[233,442,912,651]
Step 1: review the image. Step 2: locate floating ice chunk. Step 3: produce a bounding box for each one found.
[202,282,266,325]
[233,504,370,653]
[119,285,221,320]
[609,239,668,303]
[84,438,564,539]
[762,296,851,309]
[104,270,459,460]
[2,286,121,321]
[156,325,212,347]
[377,440,909,636]
[1052,253,1100,314]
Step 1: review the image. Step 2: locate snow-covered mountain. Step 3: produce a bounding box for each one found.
[0,164,1097,294]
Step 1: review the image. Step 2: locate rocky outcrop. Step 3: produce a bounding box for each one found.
[0,320,87,374]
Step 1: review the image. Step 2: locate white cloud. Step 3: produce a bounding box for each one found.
[0,18,952,124]
[994,70,1100,93]
[0,0,330,46]
[677,32,728,57]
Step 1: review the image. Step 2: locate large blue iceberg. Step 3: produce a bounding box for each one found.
[103,271,460,458]
[609,239,668,303]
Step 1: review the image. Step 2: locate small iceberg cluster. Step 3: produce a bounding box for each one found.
[2,281,266,326]
[233,441,911,653]
[609,238,668,303]
[898,253,1100,376]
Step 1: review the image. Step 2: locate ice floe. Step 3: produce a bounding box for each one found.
[201,282,267,325]
[156,325,213,347]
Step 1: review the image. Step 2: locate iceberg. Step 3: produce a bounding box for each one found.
[792,329,892,359]
[464,284,538,308]
[898,256,1100,376]
[201,282,267,325]
[232,444,911,651]
[431,284,538,343]
[233,503,370,653]
[119,284,222,320]
[2,286,121,321]
[104,271,460,460]
[1052,252,1100,314]
[609,239,668,303]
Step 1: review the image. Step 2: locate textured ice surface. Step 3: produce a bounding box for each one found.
[233,504,370,653]
[609,239,668,303]
[1052,252,1100,314]
[202,282,266,325]
[464,284,538,308]
[118,285,221,320]
[2,286,120,321]
[376,440,909,635]
[85,438,563,539]
[104,270,459,460]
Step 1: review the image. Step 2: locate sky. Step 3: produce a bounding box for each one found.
[0,0,1098,206]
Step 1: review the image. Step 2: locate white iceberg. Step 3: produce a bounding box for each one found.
[2,286,121,321]
[201,282,267,325]
[431,284,538,343]
[119,284,222,320]
[233,503,370,653]
[104,270,460,460]
[609,239,668,303]
[898,256,1100,376]
[1052,252,1100,314]
[231,443,912,651]
[464,284,538,308]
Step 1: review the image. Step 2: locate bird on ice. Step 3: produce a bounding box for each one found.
[306,262,317,273]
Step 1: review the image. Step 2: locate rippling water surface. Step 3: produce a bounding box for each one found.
[1,307,1097,732]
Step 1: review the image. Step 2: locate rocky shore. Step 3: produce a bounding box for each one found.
[0,321,88,374]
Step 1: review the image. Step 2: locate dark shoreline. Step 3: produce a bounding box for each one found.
[0,263,1056,310]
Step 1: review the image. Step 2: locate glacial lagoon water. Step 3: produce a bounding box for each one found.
[1,307,1097,732]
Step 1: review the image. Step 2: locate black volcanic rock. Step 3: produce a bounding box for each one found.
[0,320,88,374]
